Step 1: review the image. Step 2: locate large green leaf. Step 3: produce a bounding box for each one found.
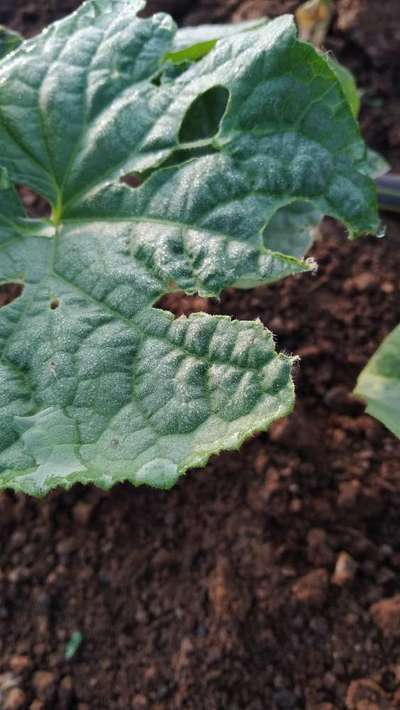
[354,325,400,438]
[0,1,378,494]
[0,26,22,61]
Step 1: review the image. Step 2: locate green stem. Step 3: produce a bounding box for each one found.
[50,189,63,226]
[376,173,400,214]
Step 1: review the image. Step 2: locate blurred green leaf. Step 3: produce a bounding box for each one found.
[355,325,400,439]
[166,18,268,63]
[0,25,23,60]
[65,631,83,660]
[326,55,360,118]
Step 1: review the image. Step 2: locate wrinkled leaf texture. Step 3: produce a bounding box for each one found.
[0,0,378,494]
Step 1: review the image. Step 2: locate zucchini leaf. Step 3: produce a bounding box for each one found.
[0,1,378,494]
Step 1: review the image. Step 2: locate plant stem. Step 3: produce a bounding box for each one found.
[376,173,400,214]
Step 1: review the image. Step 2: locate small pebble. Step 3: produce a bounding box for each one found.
[346,678,389,709]
[72,501,94,526]
[9,656,30,673]
[332,551,358,586]
[370,595,400,638]
[292,569,329,606]
[4,688,27,710]
[32,670,55,699]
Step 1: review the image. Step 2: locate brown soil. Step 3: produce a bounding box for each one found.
[1,1,400,709]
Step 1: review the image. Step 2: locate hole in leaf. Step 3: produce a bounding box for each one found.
[17,185,51,219]
[155,145,221,174]
[171,145,220,164]
[156,292,211,318]
[50,298,60,310]
[119,173,143,189]
[0,282,24,308]
[151,73,162,87]
[262,201,320,260]
[178,86,230,143]
[121,145,221,190]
